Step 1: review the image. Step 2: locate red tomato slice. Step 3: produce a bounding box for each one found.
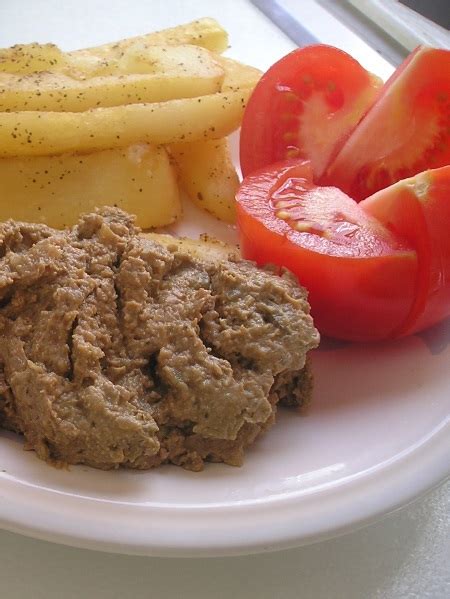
[361,166,450,335]
[323,47,450,201]
[239,45,381,180]
[236,161,418,342]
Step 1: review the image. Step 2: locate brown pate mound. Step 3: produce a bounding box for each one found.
[0,208,319,471]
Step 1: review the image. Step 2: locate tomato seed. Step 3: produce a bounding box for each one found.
[285,147,301,158]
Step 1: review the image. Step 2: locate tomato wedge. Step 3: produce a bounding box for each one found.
[239,45,381,180]
[236,161,418,341]
[361,166,450,335]
[323,47,450,201]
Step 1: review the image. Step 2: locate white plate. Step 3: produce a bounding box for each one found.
[0,192,449,556]
[0,0,449,558]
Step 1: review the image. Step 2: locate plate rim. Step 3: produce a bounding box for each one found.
[0,0,449,560]
[0,416,448,557]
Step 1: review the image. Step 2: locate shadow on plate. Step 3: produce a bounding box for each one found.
[416,316,450,355]
[0,429,157,500]
[317,316,450,357]
[309,322,450,414]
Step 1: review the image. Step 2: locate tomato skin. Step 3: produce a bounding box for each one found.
[323,46,450,201]
[361,166,450,335]
[236,162,418,342]
[239,45,381,180]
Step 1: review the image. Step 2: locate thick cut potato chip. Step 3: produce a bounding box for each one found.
[171,138,239,223]
[0,143,181,228]
[0,88,251,157]
[217,56,262,91]
[0,45,224,112]
[143,232,240,262]
[0,19,228,80]
[64,47,260,85]
[72,18,229,58]
[0,43,66,74]
[116,43,221,75]
[0,19,262,227]
[66,48,262,87]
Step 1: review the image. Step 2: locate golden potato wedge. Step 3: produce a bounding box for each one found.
[72,18,229,59]
[0,143,180,228]
[0,43,67,74]
[170,138,238,223]
[142,232,240,262]
[116,43,223,76]
[0,42,116,80]
[0,88,251,157]
[0,45,224,112]
[60,48,260,93]
[67,33,257,87]
[62,51,261,90]
[217,56,262,91]
[0,19,228,79]
[66,41,228,79]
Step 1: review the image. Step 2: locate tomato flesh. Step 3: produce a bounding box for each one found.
[239,45,381,180]
[323,47,450,201]
[361,166,450,335]
[236,161,418,341]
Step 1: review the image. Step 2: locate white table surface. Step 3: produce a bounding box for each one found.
[0,1,448,597]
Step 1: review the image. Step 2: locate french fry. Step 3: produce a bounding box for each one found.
[0,43,117,80]
[0,45,224,112]
[0,88,251,157]
[0,43,67,74]
[142,232,240,262]
[217,56,262,91]
[0,19,261,228]
[0,19,228,80]
[71,17,229,58]
[64,47,261,88]
[66,48,262,89]
[0,143,181,228]
[171,138,239,223]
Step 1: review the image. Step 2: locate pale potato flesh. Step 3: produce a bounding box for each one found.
[0,144,181,228]
[142,232,240,262]
[0,88,251,157]
[217,56,262,91]
[72,17,229,57]
[0,45,225,112]
[0,43,67,74]
[171,138,239,223]
[0,19,261,225]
